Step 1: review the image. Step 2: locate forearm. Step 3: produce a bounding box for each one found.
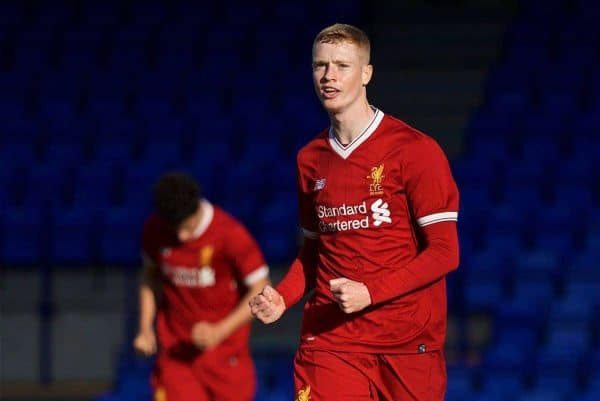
[276,238,318,309]
[365,222,459,305]
[138,284,157,332]
[219,278,270,337]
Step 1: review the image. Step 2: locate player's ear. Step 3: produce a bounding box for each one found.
[362,64,373,86]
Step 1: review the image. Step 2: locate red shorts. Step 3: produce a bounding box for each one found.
[293,348,446,401]
[151,345,256,401]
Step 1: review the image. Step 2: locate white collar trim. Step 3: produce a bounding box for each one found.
[192,199,214,239]
[328,108,384,159]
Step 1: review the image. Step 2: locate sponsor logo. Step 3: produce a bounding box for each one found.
[367,164,385,195]
[313,178,326,191]
[371,199,391,226]
[162,264,216,287]
[316,198,391,232]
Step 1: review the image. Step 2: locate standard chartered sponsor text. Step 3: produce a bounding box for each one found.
[319,216,370,232]
[317,201,367,218]
[317,201,369,232]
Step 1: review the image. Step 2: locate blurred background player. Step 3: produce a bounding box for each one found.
[134,172,270,401]
[250,23,459,401]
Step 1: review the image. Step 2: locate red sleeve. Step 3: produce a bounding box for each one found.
[275,155,319,307]
[276,238,318,309]
[226,221,269,287]
[364,137,460,304]
[365,221,459,305]
[405,137,459,227]
[297,158,320,240]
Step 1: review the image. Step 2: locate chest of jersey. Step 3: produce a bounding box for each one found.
[159,240,226,288]
[311,145,408,236]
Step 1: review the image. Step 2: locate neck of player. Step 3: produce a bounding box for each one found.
[330,100,375,146]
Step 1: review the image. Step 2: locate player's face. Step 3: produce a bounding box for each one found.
[176,208,202,242]
[312,41,372,114]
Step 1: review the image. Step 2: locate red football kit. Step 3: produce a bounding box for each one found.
[276,109,460,401]
[141,200,269,401]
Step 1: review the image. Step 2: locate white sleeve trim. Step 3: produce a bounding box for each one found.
[417,211,458,227]
[303,228,319,239]
[244,265,269,286]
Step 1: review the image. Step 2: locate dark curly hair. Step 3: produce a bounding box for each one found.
[153,172,201,227]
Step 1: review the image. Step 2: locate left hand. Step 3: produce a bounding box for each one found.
[329,277,372,313]
[191,321,227,350]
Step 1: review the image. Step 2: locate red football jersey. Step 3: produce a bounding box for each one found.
[294,109,459,354]
[141,200,268,353]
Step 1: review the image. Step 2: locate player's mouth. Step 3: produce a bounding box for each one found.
[321,86,340,99]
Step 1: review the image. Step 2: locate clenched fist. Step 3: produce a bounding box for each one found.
[329,277,372,313]
[133,329,157,356]
[191,321,226,350]
[249,285,286,324]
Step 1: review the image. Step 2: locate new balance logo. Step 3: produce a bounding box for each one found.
[371,198,391,226]
[313,178,326,191]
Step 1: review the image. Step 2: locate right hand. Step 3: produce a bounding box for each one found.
[249,285,285,324]
[133,329,157,356]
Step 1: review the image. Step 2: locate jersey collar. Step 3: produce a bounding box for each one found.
[192,199,214,239]
[328,108,384,159]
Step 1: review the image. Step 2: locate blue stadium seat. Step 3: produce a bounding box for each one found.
[511,279,555,307]
[0,207,45,265]
[153,44,198,74]
[533,373,577,400]
[42,140,88,169]
[86,97,127,120]
[551,184,593,211]
[467,136,514,164]
[49,206,94,265]
[99,206,146,266]
[495,300,546,333]
[106,45,150,72]
[446,364,474,401]
[554,156,596,185]
[121,161,167,211]
[482,231,523,258]
[258,193,300,263]
[22,163,70,210]
[0,1,25,28]
[138,138,183,167]
[537,92,580,117]
[127,1,165,26]
[93,137,134,164]
[59,45,100,72]
[505,43,550,72]
[223,2,264,26]
[482,340,531,374]
[85,68,135,98]
[486,88,532,116]
[0,140,37,166]
[132,97,175,121]
[547,297,595,325]
[519,112,567,139]
[181,88,227,119]
[71,162,120,210]
[533,232,574,259]
[515,388,564,401]
[535,62,587,96]
[480,371,525,400]
[12,46,52,72]
[143,116,186,142]
[514,249,561,280]
[534,205,579,234]
[38,70,86,100]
